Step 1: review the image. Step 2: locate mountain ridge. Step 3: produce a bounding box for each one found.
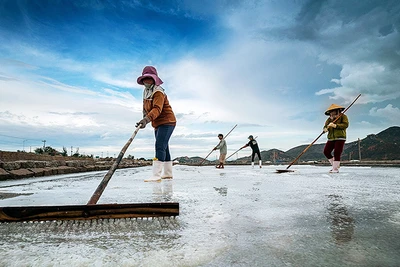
[175,126,400,164]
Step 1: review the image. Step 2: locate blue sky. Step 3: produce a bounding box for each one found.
[1,0,399,160]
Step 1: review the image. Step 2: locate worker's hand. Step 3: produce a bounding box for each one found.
[213,147,217,151]
[323,127,328,133]
[328,122,337,128]
[135,117,150,129]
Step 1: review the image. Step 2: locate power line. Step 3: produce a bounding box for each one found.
[0,134,42,141]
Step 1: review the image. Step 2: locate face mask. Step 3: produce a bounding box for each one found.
[143,82,153,89]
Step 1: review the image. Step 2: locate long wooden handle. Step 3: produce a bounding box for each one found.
[285,94,361,170]
[226,136,258,160]
[87,125,141,205]
[199,124,237,166]
[226,147,243,160]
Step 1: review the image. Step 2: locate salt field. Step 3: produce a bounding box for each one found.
[0,165,399,267]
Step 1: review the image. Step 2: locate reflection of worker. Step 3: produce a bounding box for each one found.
[327,194,354,244]
[152,180,173,202]
[323,104,349,173]
[213,134,227,169]
[241,135,262,168]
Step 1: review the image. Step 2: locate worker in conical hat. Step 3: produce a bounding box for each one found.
[323,103,349,173]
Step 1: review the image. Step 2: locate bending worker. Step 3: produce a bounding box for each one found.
[241,135,262,168]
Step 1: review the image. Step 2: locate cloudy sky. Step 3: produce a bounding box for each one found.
[0,0,399,160]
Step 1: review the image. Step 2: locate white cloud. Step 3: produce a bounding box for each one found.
[369,104,400,124]
[1,1,399,159]
[317,63,400,104]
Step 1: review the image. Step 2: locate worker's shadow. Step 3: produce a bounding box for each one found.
[152,180,174,202]
[327,194,355,244]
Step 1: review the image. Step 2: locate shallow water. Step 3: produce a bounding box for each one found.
[0,165,399,266]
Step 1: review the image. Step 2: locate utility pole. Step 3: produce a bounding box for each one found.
[42,140,46,150]
[358,138,361,161]
[71,146,73,156]
[23,139,29,152]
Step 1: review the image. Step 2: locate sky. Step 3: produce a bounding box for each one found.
[0,0,399,160]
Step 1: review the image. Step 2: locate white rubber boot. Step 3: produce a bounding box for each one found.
[328,157,334,171]
[161,161,173,179]
[144,160,163,182]
[330,161,340,173]
[251,162,254,168]
[259,160,262,168]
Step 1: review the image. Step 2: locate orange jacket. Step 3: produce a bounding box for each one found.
[144,91,176,128]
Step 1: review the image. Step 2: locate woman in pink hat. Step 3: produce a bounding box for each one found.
[135,66,177,182]
[323,104,349,173]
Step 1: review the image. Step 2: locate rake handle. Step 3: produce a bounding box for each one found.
[199,124,237,166]
[226,136,258,160]
[87,125,141,205]
[285,94,361,170]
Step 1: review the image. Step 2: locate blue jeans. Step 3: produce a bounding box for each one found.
[154,125,175,161]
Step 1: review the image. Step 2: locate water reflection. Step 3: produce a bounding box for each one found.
[327,194,355,244]
[152,180,174,202]
[214,187,228,196]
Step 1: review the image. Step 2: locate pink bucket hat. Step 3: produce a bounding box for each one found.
[137,66,163,86]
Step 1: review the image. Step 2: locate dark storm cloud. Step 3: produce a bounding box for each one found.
[264,0,400,104]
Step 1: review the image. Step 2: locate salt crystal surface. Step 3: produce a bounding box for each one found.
[1,165,399,266]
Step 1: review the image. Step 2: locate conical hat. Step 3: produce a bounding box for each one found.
[325,104,344,115]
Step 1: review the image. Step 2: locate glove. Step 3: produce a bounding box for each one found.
[328,122,337,128]
[323,127,328,133]
[135,116,150,129]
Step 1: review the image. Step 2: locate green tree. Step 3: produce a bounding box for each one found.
[44,146,57,156]
[61,147,68,156]
[34,147,44,154]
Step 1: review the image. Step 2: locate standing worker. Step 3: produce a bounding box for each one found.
[135,66,177,181]
[323,104,349,173]
[213,134,227,169]
[241,135,262,168]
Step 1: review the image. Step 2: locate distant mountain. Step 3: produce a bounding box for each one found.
[174,126,400,164]
[173,156,204,165]
[342,126,400,160]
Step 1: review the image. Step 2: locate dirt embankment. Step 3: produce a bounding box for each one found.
[0,151,150,181]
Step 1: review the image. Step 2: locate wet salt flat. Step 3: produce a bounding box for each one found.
[0,164,399,267]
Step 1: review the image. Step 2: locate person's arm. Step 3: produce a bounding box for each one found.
[335,114,349,129]
[328,114,349,129]
[146,91,165,121]
[214,141,222,150]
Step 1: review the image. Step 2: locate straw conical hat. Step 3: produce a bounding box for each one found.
[325,104,344,115]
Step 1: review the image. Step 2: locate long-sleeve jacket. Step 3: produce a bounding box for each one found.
[143,87,176,129]
[324,114,349,141]
[244,139,260,152]
[215,139,227,154]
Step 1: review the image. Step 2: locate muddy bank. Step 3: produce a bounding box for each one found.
[0,152,150,181]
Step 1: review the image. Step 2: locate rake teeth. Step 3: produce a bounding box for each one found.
[0,202,179,223]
